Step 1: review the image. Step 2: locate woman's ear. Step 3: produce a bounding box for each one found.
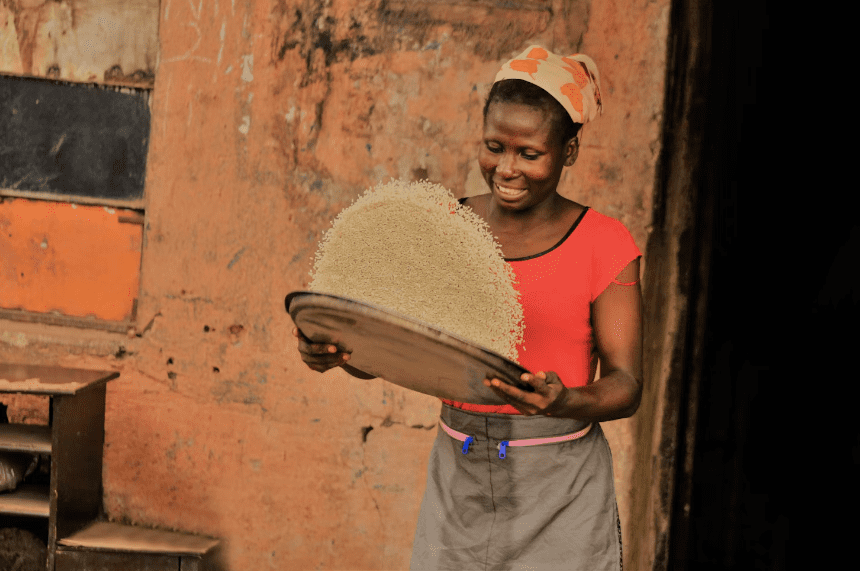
[564,136,580,167]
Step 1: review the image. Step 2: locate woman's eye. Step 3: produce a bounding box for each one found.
[486,143,502,153]
[522,152,539,160]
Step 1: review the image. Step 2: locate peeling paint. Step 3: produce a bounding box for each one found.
[0,331,29,348]
[241,54,254,82]
[238,115,250,134]
[217,21,226,66]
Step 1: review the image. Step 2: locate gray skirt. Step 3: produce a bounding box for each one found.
[410,404,622,571]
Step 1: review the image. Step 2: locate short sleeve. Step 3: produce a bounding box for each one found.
[589,212,642,301]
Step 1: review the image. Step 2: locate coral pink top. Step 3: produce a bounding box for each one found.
[444,207,642,414]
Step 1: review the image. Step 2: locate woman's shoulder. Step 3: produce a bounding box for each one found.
[580,208,641,255]
[582,207,626,227]
[581,208,635,237]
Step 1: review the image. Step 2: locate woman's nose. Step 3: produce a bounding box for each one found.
[498,152,517,177]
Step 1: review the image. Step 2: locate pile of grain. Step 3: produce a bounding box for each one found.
[309,179,524,361]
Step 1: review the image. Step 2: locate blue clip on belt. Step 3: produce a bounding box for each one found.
[462,436,474,455]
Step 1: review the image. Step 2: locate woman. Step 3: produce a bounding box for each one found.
[295,46,642,570]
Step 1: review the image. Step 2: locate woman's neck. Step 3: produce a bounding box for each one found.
[486,192,571,231]
[470,192,584,259]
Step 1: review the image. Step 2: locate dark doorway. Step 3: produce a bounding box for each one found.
[667,1,855,569]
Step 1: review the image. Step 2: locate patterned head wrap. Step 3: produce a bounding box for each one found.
[494,45,604,125]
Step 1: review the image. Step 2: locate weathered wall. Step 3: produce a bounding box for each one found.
[0,0,158,87]
[1,0,670,568]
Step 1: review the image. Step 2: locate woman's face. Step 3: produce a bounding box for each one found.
[479,101,578,212]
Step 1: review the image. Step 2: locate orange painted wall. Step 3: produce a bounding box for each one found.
[0,199,142,321]
[0,0,670,569]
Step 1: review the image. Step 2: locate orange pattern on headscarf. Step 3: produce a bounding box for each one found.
[561,57,590,88]
[510,59,540,79]
[527,47,549,60]
[560,83,584,116]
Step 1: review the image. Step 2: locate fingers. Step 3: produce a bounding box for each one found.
[519,371,545,387]
[303,354,350,373]
[485,377,528,399]
[299,341,350,373]
[294,327,351,372]
[482,370,565,416]
[482,371,543,393]
[520,371,564,392]
[299,337,340,356]
[294,327,341,354]
[483,375,538,414]
[506,371,553,397]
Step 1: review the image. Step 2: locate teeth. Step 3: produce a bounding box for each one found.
[495,183,526,197]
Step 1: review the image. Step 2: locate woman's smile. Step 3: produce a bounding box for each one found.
[494,182,529,201]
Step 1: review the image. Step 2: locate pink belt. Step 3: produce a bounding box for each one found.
[438,418,593,459]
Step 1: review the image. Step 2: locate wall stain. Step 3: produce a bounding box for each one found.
[272,2,378,81]
[104,64,155,86]
[3,0,41,75]
[227,247,247,269]
[211,377,268,412]
[271,0,553,85]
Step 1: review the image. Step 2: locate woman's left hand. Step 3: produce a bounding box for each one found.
[484,371,571,416]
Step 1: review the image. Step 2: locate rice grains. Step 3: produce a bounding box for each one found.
[309,180,524,361]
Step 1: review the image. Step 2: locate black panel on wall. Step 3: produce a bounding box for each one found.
[0,75,150,201]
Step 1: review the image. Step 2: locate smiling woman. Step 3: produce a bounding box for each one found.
[412,47,643,571]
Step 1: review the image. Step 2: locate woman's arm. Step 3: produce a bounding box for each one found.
[484,258,643,421]
[575,256,643,420]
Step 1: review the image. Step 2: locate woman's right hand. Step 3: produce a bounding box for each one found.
[293,327,351,373]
